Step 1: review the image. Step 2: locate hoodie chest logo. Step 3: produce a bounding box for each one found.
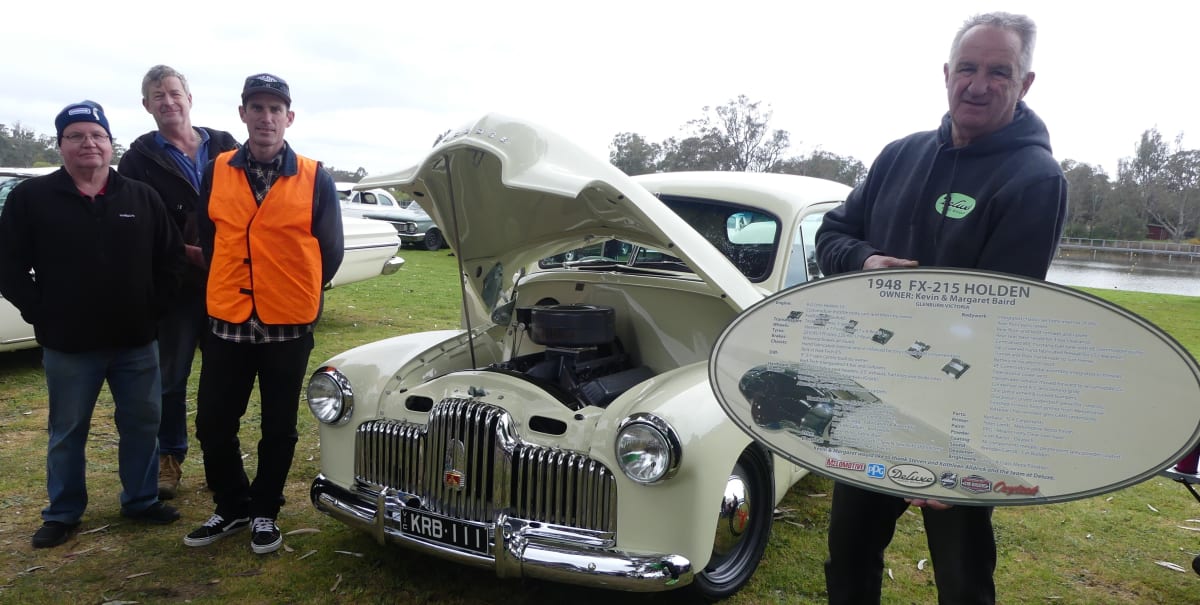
[934,193,976,219]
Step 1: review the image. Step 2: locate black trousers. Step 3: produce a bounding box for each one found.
[195,331,314,521]
[824,482,996,605]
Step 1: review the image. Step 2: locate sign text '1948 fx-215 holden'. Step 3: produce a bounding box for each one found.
[303,113,851,599]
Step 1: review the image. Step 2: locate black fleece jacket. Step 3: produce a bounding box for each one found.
[119,127,239,296]
[816,101,1068,280]
[0,168,186,352]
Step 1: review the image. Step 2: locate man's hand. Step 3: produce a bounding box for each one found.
[905,498,953,510]
[863,255,919,270]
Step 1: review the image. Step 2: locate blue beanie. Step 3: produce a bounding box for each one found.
[55,100,112,145]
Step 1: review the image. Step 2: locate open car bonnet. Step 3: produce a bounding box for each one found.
[358,114,765,324]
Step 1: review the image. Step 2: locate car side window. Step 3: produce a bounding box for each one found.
[361,193,377,205]
[785,212,827,288]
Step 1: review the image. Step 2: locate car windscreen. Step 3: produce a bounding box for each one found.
[538,195,780,282]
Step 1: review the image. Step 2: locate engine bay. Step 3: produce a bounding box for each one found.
[487,304,656,410]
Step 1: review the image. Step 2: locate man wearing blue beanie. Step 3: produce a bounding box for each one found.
[0,100,188,548]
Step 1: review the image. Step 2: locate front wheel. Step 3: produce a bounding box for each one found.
[689,445,774,601]
[423,228,444,251]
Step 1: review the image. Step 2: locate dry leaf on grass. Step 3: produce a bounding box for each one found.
[81,525,110,535]
[283,544,294,553]
[1154,560,1187,572]
[917,559,928,571]
[807,493,827,498]
[298,549,318,560]
[285,528,321,536]
[1148,504,1160,513]
[887,568,894,580]
[331,573,343,592]
[334,550,364,557]
[1176,526,1200,532]
[22,566,44,574]
[124,572,152,580]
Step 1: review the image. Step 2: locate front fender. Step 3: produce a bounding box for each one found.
[590,361,761,570]
[313,329,465,487]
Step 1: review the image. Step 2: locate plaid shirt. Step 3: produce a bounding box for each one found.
[208,146,314,344]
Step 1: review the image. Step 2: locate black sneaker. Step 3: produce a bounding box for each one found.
[184,514,250,547]
[121,501,181,525]
[250,517,282,554]
[32,521,80,549]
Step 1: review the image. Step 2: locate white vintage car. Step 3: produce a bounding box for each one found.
[0,168,404,352]
[305,114,851,599]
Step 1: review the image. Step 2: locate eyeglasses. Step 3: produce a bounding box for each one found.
[62,133,111,145]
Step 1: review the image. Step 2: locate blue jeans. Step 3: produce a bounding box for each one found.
[157,295,206,461]
[42,343,163,524]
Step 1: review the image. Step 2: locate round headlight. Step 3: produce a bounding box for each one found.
[615,414,681,484]
[307,367,354,425]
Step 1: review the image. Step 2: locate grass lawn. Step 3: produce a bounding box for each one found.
[1,249,1199,604]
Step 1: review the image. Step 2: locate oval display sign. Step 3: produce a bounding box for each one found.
[710,268,1200,505]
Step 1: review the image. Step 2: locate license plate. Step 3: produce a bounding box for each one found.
[399,509,490,555]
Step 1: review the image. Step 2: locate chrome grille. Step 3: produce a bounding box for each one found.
[354,398,617,533]
[511,445,616,531]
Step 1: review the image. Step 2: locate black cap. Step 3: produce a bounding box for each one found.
[241,73,291,106]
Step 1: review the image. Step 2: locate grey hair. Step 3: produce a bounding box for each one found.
[950,12,1037,76]
[140,65,191,99]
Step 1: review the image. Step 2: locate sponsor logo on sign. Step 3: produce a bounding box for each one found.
[959,475,992,493]
[940,472,959,489]
[826,458,866,472]
[888,464,936,488]
[993,481,1040,496]
[866,463,886,479]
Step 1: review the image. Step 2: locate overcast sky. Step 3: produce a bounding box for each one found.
[3,1,1194,179]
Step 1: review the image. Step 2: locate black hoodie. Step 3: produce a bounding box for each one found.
[816,101,1067,280]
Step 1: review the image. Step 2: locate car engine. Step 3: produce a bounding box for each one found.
[487,304,655,410]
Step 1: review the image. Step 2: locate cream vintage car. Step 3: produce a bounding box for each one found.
[305,114,850,599]
[0,167,404,352]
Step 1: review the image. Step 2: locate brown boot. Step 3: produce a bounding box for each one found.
[158,454,182,500]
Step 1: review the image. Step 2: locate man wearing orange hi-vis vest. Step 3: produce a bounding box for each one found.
[185,73,343,555]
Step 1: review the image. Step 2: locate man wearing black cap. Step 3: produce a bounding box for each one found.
[119,65,240,501]
[184,74,343,555]
[0,101,187,548]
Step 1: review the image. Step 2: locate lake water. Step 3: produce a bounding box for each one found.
[1047,258,1200,296]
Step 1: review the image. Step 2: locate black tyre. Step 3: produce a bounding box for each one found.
[690,445,774,602]
[423,228,444,251]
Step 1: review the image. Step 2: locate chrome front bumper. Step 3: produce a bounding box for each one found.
[380,256,405,275]
[310,475,693,592]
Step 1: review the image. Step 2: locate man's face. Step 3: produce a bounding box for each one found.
[59,122,113,172]
[142,76,192,129]
[943,25,1034,145]
[239,93,294,151]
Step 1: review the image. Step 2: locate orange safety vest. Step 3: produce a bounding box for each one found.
[206,150,323,325]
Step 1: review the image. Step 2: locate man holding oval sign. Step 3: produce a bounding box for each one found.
[814,11,1067,605]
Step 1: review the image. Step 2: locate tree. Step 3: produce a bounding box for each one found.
[1060,159,1112,238]
[607,95,864,184]
[0,123,59,167]
[325,166,368,182]
[608,132,661,176]
[1117,128,1200,240]
[774,149,866,187]
[685,96,790,172]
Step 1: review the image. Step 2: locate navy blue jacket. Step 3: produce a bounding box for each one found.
[816,101,1067,280]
